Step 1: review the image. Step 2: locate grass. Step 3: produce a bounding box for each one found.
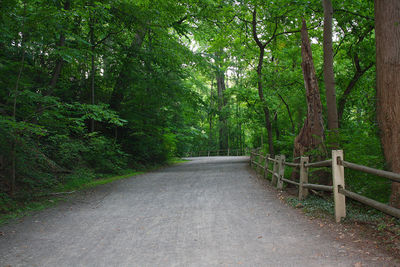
[0,157,187,226]
[0,197,63,225]
[0,170,143,226]
[168,157,189,164]
[55,170,144,192]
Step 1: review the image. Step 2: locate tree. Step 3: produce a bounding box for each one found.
[293,20,325,164]
[250,8,275,155]
[322,0,339,144]
[375,0,400,208]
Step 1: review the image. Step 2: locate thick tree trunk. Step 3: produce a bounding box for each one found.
[375,0,400,208]
[293,20,325,168]
[323,0,339,142]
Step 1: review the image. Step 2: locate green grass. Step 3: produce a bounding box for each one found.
[167,157,189,164]
[0,158,188,226]
[0,197,63,225]
[0,170,142,226]
[55,170,143,192]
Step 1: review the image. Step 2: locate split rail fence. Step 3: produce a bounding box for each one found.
[250,149,400,222]
[186,148,248,157]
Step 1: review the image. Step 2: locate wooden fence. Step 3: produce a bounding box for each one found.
[186,148,248,157]
[250,149,400,222]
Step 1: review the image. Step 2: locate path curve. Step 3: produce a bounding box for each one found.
[0,157,396,266]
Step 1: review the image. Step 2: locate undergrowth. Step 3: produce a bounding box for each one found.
[286,194,400,233]
[0,158,187,226]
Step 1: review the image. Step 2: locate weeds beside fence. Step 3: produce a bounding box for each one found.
[250,149,400,222]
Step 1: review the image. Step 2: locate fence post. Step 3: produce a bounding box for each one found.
[298,156,309,200]
[277,155,285,189]
[208,151,210,157]
[263,154,270,179]
[250,150,253,167]
[332,150,346,223]
[271,155,280,185]
[228,148,230,156]
[257,153,263,173]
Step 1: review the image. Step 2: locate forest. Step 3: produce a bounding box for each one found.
[1,0,399,214]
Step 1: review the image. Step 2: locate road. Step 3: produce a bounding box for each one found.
[0,156,396,266]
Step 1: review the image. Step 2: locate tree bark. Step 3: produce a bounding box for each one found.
[375,0,400,208]
[293,20,325,166]
[323,0,339,140]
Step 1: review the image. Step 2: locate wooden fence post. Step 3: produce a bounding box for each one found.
[298,156,309,200]
[271,155,280,185]
[257,154,263,173]
[263,154,270,178]
[228,148,230,156]
[277,155,285,189]
[332,150,346,223]
[250,150,253,167]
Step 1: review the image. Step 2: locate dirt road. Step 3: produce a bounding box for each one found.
[0,157,396,266]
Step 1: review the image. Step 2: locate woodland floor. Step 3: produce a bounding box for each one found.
[0,156,399,266]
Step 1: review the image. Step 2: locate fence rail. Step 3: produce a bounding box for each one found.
[249,149,400,222]
[186,148,248,157]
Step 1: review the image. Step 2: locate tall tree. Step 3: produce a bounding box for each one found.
[323,0,339,140]
[293,20,325,163]
[375,0,400,208]
[251,8,274,155]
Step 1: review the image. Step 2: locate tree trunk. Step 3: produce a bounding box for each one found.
[375,0,400,208]
[209,78,214,149]
[256,48,274,155]
[216,65,228,150]
[277,92,295,134]
[274,112,280,140]
[10,3,27,195]
[323,0,339,143]
[89,8,95,132]
[110,29,146,111]
[293,20,325,174]
[252,9,274,156]
[48,0,71,91]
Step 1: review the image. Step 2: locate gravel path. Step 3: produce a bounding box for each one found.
[0,156,396,266]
